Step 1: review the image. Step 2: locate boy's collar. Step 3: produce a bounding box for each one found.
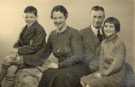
[26,21,37,28]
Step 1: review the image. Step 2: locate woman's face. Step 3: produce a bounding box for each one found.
[103,22,116,37]
[52,11,66,29]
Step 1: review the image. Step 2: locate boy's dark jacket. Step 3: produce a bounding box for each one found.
[14,21,46,66]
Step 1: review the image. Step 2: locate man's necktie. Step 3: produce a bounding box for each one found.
[97,29,103,42]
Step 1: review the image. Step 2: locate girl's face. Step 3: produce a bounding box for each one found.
[103,22,116,37]
[52,11,66,30]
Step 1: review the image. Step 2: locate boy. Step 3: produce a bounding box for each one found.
[0,6,46,87]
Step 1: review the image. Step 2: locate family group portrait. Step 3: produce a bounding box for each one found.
[0,0,134,87]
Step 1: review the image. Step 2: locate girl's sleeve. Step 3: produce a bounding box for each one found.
[104,41,126,76]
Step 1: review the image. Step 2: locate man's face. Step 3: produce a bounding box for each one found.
[24,13,37,25]
[90,10,105,28]
[52,11,66,30]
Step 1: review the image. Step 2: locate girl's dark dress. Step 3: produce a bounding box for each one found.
[38,26,90,87]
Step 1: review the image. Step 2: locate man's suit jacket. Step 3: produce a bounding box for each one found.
[80,26,104,72]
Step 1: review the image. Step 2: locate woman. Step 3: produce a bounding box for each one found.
[81,17,126,87]
[38,5,90,87]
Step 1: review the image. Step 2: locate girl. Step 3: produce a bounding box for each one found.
[81,17,126,87]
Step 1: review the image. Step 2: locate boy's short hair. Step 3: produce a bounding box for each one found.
[24,6,38,16]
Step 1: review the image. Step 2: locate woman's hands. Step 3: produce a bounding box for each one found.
[94,70,109,78]
[48,63,59,69]
[95,70,110,78]
[101,70,110,76]
[94,72,102,78]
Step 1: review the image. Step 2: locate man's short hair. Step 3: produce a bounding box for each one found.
[91,5,104,12]
[24,6,38,16]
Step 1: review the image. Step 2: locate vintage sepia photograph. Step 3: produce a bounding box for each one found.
[0,0,134,87]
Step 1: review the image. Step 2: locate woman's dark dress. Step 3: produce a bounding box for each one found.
[38,26,90,87]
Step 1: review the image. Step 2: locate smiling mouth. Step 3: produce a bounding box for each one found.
[105,32,112,34]
[54,22,61,25]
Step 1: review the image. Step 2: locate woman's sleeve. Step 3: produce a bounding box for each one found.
[41,33,53,59]
[105,41,126,76]
[59,30,83,67]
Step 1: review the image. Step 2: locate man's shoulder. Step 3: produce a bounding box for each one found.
[80,26,92,35]
[67,26,80,34]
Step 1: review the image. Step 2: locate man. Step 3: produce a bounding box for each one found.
[0,6,47,87]
[80,5,105,87]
